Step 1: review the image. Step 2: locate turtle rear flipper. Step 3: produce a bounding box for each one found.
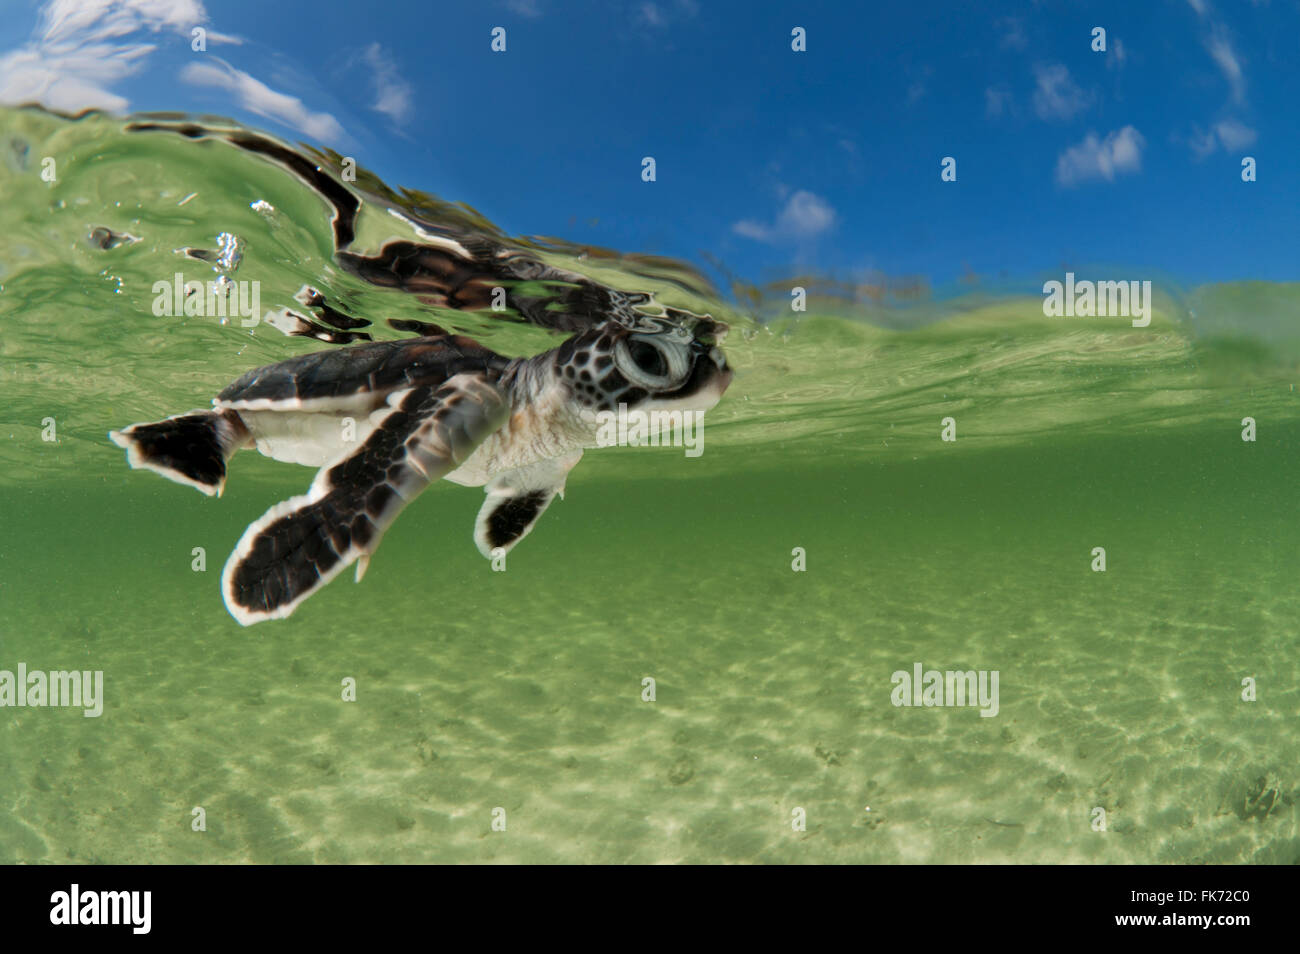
[473,452,582,557]
[109,410,250,497]
[221,374,508,626]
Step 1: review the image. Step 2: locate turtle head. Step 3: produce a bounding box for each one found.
[554,315,732,414]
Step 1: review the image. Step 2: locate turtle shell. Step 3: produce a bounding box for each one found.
[215,335,509,412]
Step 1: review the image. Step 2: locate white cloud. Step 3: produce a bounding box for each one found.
[1190,118,1257,157]
[0,42,141,112]
[997,17,1028,51]
[733,189,836,242]
[1032,63,1091,120]
[360,42,412,124]
[985,85,1011,118]
[181,59,343,141]
[506,0,542,16]
[34,0,241,49]
[1213,118,1256,149]
[1,1,341,143]
[1,0,330,136]
[1186,3,1247,105]
[1205,30,1245,103]
[638,3,666,27]
[40,0,208,45]
[637,0,697,29]
[1188,126,1218,158]
[1055,126,1145,186]
[1107,37,1127,70]
[0,0,230,112]
[731,219,772,241]
[780,190,836,234]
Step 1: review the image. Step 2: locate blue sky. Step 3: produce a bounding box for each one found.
[2,0,1296,295]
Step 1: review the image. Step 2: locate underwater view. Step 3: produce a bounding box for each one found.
[0,2,1297,868]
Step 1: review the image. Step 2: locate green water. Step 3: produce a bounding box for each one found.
[1,107,1297,863]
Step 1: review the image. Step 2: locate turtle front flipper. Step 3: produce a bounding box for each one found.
[221,374,508,626]
[473,452,582,558]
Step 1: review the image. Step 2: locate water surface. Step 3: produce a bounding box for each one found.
[1,107,1296,863]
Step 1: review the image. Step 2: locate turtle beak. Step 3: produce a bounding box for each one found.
[702,322,731,383]
[701,342,732,392]
[691,334,730,371]
[708,345,729,373]
[693,318,728,345]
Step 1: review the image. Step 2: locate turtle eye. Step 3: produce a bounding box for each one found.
[628,340,667,377]
[616,334,687,388]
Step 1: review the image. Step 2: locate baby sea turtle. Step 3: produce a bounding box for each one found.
[110,314,731,625]
[111,120,733,625]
